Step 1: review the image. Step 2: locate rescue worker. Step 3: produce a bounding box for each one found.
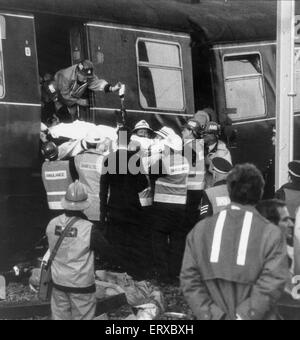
[40,73,59,125]
[181,163,288,320]
[150,127,189,282]
[53,60,122,122]
[47,180,133,320]
[199,157,232,220]
[74,129,109,226]
[203,121,232,188]
[129,120,155,208]
[46,181,97,320]
[275,161,300,220]
[193,110,211,128]
[131,120,154,140]
[41,141,77,211]
[100,127,149,278]
[182,118,206,230]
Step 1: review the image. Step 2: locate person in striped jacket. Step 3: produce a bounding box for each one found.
[181,163,288,320]
[150,127,189,283]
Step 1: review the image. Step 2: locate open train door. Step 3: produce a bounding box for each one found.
[69,25,93,122]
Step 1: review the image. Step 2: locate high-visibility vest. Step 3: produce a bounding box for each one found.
[75,150,105,221]
[206,140,232,170]
[42,160,73,210]
[284,188,300,219]
[154,154,189,205]
[205,140,232,189]
[47,214,94,289]
[184,139,205,191]
[139,176,153,207]
[205,184,231,215]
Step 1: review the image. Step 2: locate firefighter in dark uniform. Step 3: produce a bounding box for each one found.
[100,128,149,278]
[181,164,288,320]
[199,157,232,220]
[275,161,300,220]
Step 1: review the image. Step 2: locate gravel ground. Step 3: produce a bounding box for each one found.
[0,280,194,320]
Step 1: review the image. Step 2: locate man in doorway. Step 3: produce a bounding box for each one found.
[53,60,122,122]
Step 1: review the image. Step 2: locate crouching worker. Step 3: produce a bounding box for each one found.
[46,181,99,320]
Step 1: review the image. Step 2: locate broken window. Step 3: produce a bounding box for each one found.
[223,53,266,120]
[137,39,185,111]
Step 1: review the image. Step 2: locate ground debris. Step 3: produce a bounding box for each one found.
[108,280,194,320]
[0,282,38,304]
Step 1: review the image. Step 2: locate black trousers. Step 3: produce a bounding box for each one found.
[106,213,150,279]
[151,203,186,281]
[184,190,203,231]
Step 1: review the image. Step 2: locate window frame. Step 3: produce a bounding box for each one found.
[135,37,186,112]
[294,47,300,112]
[0,15,5,99]
[222,51,267,121]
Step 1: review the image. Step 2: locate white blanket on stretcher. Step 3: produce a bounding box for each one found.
[49,120,117,141]
[48,120,118,159]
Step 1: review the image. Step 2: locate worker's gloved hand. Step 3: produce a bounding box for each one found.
[77,98,89,107]
[111,82,122,93]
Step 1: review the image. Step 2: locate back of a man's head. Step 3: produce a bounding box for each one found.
[227,163,265,206]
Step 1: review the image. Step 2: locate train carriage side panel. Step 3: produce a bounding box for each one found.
[84,22,194,132]
[0,13,40,172]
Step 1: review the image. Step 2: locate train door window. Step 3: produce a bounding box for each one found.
[294,48,300,112]
[223,53,266,120]
[136,39,185,111]
[0,15,5,98]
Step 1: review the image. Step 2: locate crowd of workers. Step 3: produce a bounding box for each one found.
[38,59,300,320]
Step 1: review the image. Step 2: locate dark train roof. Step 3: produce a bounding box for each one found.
[0,0,298,44]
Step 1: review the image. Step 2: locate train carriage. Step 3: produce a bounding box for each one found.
[0,0,299,265]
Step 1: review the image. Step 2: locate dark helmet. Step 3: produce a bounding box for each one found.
[77,60,94,78]
[41,141,58,161]
[185,119,203,139]
[205,121,221,136]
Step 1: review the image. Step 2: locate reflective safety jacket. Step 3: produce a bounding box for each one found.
[139,175,153,207]
[47,214,95,290]
[75,150,105,221]
[184,139,205,191]
[154,153,189,205]
[181,204,288,320]
[206,140,232,168]
[42,160,73,210]
[201,182,230,218]
[205,140,232,189]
